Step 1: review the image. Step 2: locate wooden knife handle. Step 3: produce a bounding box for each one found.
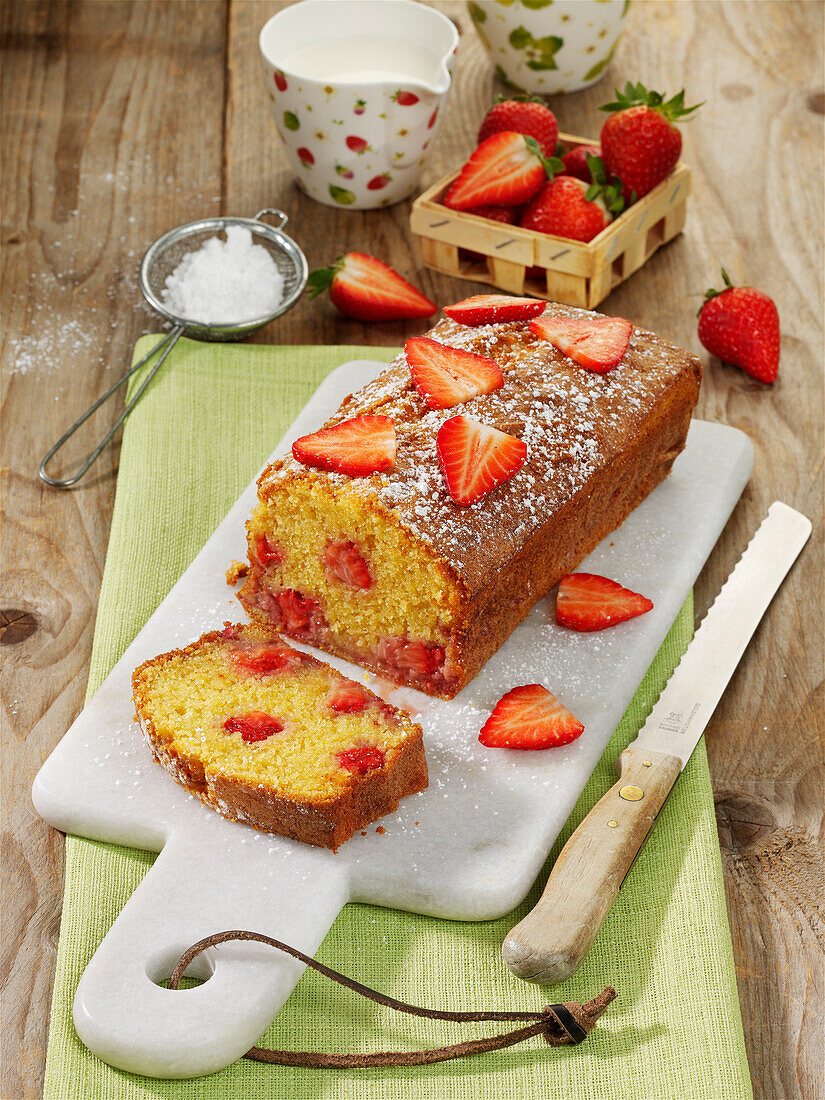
[502,746,682,984]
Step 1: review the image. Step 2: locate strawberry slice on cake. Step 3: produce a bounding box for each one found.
[443,295,546,327]
[530,313,632,373]
[292,415,396,476]
[405,337,503,409]
[436,415,527,506]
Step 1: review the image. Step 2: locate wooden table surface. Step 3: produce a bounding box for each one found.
[2,1,822,1096]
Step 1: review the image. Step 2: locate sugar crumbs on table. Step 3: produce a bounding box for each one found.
[160,225,284,324]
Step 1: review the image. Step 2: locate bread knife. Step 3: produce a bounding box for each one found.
[502,501,812,984]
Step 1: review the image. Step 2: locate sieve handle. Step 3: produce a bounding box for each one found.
[38,325,185,488]
[253,208,289,229]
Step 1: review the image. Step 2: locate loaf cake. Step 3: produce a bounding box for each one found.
[132,622,427,848]
[238,301,701,699]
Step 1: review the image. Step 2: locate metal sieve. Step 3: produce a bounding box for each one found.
[38,209,308,487]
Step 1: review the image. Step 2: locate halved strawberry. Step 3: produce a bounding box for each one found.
[328,682,370,713]
[292,415,396,476]
[405,337,503,410]
[443,294,546,327]
[276,589,319,632]
[324,540,372,589]
[232,645,302,675]
[479,684,584,749]
[307,252,436,322]
[436,415,527,506]
[530,313,632,373]
[224,712,285,744]
[556,573,653,631]
[337,745,386,774]
[443,132,559,210]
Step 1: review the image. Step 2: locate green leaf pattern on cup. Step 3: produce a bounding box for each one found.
[583,39,619,83]
[472,0,628,95]
[329,185,355,204]
[508,26,564,71]
[283,111,300,131]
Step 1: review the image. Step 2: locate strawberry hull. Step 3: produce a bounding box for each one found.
[411,131,691,310]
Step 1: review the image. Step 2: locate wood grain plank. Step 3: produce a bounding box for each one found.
[0,3,228,1097]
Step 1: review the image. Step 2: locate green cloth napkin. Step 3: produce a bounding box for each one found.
[43,338,752,1099]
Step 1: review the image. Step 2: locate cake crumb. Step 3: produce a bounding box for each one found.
[226,560,248,585]
[375,825,386,835]
[360,830,368,836]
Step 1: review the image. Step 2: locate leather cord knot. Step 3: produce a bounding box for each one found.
[168,929,616,1068]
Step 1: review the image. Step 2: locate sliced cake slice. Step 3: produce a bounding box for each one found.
[132,622,427,849]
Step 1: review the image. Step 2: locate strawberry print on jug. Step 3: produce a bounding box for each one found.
[259,1,459,210]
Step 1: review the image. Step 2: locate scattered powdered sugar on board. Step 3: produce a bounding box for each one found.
[160,226,285,325]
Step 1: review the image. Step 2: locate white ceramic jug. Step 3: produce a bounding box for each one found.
[260,0,459,210]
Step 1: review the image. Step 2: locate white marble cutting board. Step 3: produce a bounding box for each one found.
[33,360,754,1078]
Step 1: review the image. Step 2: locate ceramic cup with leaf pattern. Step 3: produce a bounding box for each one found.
[468,0,628,96]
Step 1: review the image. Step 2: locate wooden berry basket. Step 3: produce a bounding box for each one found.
[410,132,691,309]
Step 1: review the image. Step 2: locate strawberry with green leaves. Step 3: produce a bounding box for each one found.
[520,154,625,244]
[697,270,780,383]
[560,143,602,182]
[600,82,701,198]
[444,132,563,210]
[308,253,436,322]
[478,95,559,158]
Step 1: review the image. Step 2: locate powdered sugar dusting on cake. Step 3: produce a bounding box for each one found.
[260,304,701,589]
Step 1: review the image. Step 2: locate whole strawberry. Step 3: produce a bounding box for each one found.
[600,82,701,199]
[520,160,624,244]
[478,95,559,158]
[697,270,780,383]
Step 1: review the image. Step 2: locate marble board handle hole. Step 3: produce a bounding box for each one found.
[145,943,215,989]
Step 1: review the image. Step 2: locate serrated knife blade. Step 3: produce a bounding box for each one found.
[627,499,812,766]
[503,500,811,984]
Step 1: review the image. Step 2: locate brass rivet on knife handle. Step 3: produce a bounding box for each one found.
[619,785,644,801]
[502,746,682,985]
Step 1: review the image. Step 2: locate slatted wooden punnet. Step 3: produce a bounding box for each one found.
[410,132,691,309]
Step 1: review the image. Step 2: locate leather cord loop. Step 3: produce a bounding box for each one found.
[168,929,616,1068]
